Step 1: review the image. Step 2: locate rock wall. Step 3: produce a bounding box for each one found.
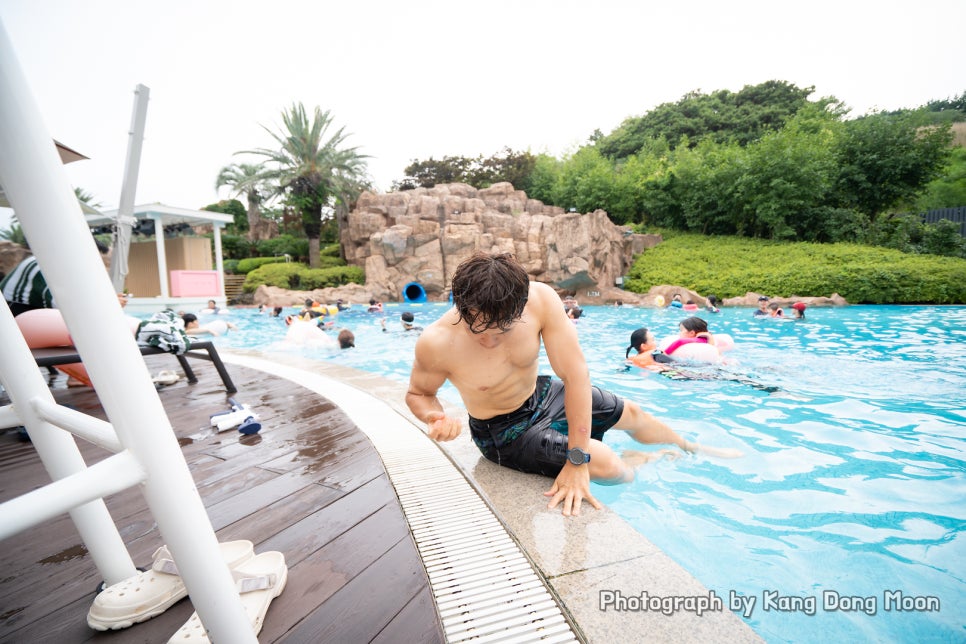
[342,182,656,304]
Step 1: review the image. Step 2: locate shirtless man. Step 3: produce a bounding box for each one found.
[406,253,732,517]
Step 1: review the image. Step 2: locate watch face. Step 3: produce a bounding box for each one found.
[567,448,589,465]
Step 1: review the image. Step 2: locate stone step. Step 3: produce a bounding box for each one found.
[224,274,246,301]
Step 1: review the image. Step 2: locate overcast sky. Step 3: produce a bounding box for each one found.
[1,0,963,229]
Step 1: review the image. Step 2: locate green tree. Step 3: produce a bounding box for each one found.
[393,148,536,191]
[596,80,815,159]
[554,147,616,214]
[202,199,247,235]
[915,146,966,211]
[733,104,842,239]
[833,111,952,219]
[395,156,472,189]
[215,163,273,240]
[467,148,537,191]
[524,154,563,205]
[245,103,369,268]
[73,186,101,208]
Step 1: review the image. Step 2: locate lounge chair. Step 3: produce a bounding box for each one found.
[31,340,237,393]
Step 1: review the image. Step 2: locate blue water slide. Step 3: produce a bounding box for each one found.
[403,282,427,303]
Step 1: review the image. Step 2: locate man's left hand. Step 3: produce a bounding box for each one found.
[544,464,601,517]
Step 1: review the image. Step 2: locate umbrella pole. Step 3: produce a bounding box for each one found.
[109,84,149,294]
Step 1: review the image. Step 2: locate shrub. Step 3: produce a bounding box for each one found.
[243,263,305,291]
[298,266,365,289]
[624,233,966,303]
[317,255,345,269]
[236,256,290,274]
[242,262,365,292]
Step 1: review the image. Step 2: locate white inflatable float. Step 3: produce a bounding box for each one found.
[284,319,338,349]
[658,333,735,363]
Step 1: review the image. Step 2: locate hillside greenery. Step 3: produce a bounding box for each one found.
[625,232,966,304]
[391,83,965,258]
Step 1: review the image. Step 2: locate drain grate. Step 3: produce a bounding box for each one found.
[378,441,580,643]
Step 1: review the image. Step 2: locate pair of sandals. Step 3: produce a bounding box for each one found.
[87,540,287,642]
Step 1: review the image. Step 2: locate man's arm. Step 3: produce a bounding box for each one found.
[533,283,601,516]
[406,332,462,441]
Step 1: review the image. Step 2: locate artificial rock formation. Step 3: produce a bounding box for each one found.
[341,182,657,304]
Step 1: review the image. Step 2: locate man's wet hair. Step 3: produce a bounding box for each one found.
[451,252,529,333]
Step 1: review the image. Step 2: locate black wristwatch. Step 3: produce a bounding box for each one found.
[566,447,591,466]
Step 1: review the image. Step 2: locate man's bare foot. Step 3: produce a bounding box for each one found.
[685,441,743,458]
[623,449,682,467]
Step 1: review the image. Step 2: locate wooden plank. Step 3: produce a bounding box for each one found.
[257,503,413,643]
[371,586,445,644]
[277,538,432,643]
[0,362,444,642]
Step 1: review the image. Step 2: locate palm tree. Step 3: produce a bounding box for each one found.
[244,103,369,268]
[74,186,100,208]
[214,163,272,240]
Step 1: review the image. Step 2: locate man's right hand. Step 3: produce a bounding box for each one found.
[425,411,462,441]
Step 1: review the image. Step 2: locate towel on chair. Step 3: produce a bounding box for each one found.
[136,309,191,355]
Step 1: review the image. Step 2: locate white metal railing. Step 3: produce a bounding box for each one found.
[0,19,256,643]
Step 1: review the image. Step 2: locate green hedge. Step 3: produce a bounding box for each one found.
[236,256,290,274]
[624,234,966,304]
[243,262,365,293]
[236,250,345,275]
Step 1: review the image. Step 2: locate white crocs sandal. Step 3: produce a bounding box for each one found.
[87,540,254,631]
[152,370,181,386]
[167,550,288,643]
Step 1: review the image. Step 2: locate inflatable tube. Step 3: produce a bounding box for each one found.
[15,308,73,347]
[199,319,230,336]
[658,335,726,363]
[284,320,337,349]
[311,304,339,316]
[403,282,427,303]
[714,333,735,353]
[654,295,665,307]
[683,303,699,311]
[16,310,142,387]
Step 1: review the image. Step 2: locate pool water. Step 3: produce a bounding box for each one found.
[209,303,966,643]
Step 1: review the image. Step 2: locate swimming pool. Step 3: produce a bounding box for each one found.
[210,303,966,643]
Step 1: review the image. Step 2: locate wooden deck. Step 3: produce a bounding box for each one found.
[0,355,445,643]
